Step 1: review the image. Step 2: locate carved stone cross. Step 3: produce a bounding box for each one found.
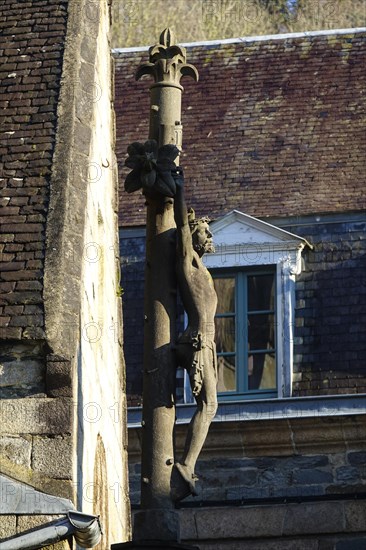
[123,29,203,544]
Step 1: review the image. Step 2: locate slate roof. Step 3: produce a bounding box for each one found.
[114,29,366,228]
[0,0,68,338]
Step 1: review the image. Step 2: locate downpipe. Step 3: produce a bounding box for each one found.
[0,511,102,549]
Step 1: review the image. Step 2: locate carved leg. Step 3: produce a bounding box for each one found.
[173,358,217,502]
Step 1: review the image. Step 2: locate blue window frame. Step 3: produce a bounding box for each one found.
[212,268,277,400]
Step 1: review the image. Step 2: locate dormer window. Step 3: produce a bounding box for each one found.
[183,210,310,402]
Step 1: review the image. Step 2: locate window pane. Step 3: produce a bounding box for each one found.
[215,317,235,353]
[248,353,276,390]
[213,277,235,314]
[248,313,275,351]
[217,354,236,392]
[248,274,275,311]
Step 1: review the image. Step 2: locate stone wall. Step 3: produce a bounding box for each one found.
[72,0,130,543]
[0,0,130,546]
[128,413,366,546]
[128,415,366,506]
[178,499,366,549]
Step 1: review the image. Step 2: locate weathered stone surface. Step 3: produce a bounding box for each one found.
[344,501,366,531]
[133,510,180,542]
[293,468,333,485]
[0,398,72,435]
[46,356,72,397]
[194,506,285,540]
[0,436,31,467]
[129,415,366,505]
[179,509,198,541]
[0,515,16,539]
[336,539,366,550]
[32,435,72,479]
[0,340,46,397]
[282,502,345,536]
[348,451,366,465]
[336,466,360,483]
[181,500,366,547]
[0,359,45,398]
[189,540,319,550]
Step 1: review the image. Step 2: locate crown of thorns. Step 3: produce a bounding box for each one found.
[188,208,211,229]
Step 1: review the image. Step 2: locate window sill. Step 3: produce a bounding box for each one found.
[127,393,366,428]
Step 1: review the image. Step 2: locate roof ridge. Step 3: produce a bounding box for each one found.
[112,27,366,54]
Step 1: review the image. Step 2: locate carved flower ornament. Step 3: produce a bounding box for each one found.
[124,140,180,197]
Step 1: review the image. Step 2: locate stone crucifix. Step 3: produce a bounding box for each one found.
[123,29,217,543]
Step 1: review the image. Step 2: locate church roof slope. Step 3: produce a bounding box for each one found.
[0,0,68,338]
[114,28,366,227]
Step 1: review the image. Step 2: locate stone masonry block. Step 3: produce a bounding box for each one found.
[0,436,31,467]
[46,355,72,397]
[293,468,333,485]
[336,538,366,550]
[0,398,72,435]
[348,451,366,465]
[32,435,72,479]
[194,506,285,540]
[344,501,366,532]
[282,501,345,536]
[187,539,319,550]
[0,359,45,398]
[336,466,360,483]
[0,515,16,539]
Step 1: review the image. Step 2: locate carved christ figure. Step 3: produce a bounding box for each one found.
[172,168,218,499]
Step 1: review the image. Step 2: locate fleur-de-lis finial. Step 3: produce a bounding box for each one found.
[160,28,175,48]
[135,28,199,86]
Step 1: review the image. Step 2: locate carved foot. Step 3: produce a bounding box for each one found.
[171,463,198,503]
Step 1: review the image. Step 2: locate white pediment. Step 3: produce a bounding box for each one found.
[210,210,309,247]
[204,210,310,272]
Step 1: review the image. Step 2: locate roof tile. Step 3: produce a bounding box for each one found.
[0,0,68,337]
[114,30,366,226]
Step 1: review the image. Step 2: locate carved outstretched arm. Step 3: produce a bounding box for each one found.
[172,168,193,263]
